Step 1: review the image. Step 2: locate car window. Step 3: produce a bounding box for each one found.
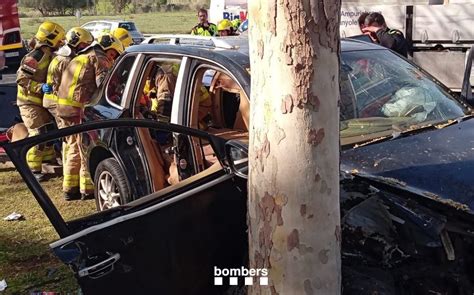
[106,55,136,108]
[340,50,469,144]
[82,22,96,32]
[190,66,249,130]
[133,57,182,122]
[14,123,225,222]
[119,22,137,31]
[96,22,112,35]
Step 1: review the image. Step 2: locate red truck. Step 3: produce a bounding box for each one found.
[0,0,27,71]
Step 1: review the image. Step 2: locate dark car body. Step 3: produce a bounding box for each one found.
[4,37,474,293]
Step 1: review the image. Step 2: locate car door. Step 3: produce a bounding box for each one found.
[1,119,248,294]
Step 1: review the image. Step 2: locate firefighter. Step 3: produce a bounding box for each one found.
[56,34,123,201]
[191,8,217,36]
[111,27,134,48]
[43,27,95,118]
[231,19,241,33]
[16,21,65,181]
[217,19,236,37]
[362,12,409,57]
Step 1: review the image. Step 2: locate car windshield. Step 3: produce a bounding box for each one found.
[340,49,469,145]
[119,22,137,31]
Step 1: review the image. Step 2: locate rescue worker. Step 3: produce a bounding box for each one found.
[111,27,133,49]
[16,21,65,181]
[43,27,95,118]
[357,12,369,33]
[150,63,179,122]
[362,12,410,57]
[56,34,123,201]
[231,19,241,33]
[217,19,236,37]
[191,8,217,36]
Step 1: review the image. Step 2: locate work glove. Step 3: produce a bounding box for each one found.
[41,83,52,94]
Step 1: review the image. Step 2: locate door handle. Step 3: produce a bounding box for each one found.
[78,252,121,279]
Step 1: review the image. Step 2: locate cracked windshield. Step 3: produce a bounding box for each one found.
[340,50,469,145]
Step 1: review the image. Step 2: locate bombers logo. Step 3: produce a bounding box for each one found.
[214,266,268,286]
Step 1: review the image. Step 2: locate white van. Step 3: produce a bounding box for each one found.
[341,0,474,93]
[209,0,248,24]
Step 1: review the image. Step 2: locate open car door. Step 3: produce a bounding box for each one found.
[0,119,249,294]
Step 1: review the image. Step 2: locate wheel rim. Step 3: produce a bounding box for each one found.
[97,171,121,211]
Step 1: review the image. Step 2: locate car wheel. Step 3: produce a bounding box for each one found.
[94,158,130,211]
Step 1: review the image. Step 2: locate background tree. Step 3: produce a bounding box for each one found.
[248,0,342,294]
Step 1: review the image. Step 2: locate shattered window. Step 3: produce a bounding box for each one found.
[340,50,468,143]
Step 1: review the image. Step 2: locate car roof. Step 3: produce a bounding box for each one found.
[127,37,385,69]
[126,43,251,68]
[84,20,134,24]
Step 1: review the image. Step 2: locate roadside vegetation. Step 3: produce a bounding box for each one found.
[20,11,196,39]
[3,4,198,292]
[0,164,97,293]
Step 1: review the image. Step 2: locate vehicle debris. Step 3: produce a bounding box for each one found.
[3,212,23,221]
[341,178,474,294]
[0,279,6,292]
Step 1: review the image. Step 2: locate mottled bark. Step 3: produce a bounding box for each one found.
[248,0,341,294]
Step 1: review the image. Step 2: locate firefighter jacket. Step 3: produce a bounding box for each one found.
[57,45,111,118]
[43,49,74,109]
[16,45,54,106]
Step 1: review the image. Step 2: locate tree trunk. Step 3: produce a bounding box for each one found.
[247,0,342,294]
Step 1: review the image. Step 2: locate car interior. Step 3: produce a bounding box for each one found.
[189,67,249,168]
[131,62,249,196]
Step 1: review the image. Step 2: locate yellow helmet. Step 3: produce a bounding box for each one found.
[66,27,94,48]
[111,28,133,48]
[217,19,233,31]
[98,33,124,55]
[35,21,65,48]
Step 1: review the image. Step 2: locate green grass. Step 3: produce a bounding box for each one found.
[0,165,96,294]
[19,11,197,40]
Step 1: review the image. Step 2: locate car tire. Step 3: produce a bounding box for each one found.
[94,158,131,211]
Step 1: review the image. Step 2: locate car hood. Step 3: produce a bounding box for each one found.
[341,118,474,213]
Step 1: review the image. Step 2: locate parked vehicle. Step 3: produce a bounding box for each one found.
[0,0,28,69]
[81,20,145,45]
[3,36,474,293]
[341,0,474,94]
[210,0,474,93]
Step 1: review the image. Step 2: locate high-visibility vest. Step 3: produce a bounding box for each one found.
[191,23,217,36]
[16,47,52,106]
[57,47,109,118]
[43,55,72,109]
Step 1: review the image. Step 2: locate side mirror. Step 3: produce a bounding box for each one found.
[225,140,248,179]
[461,45,474,105]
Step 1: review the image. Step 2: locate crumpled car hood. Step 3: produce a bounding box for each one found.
[341,118,474,213]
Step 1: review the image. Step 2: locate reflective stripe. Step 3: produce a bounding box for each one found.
[44,92,58,102]
[27,147,42,171]
[17,88,43,105]
[80,174,94,193]
[42,147,55,161]
[67,55,89,102]
[64,174,80,188]
[58,98,83,108]
[47,57,60,84]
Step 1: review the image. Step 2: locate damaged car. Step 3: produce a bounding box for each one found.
[2,36,474,293]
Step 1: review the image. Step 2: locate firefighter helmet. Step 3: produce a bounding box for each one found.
[35,21,65,48]
[217,19,233,31]
[66,27,94,48]
[111,28,133,48]
[98,34,124,55]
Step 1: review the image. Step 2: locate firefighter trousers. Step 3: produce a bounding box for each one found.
[19,104,55,172]
[56,116,94,194]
